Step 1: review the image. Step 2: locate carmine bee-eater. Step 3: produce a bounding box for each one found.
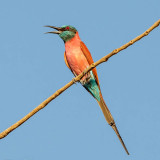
[45,25,129,155]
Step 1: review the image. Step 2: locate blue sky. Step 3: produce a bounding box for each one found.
[0,0,160,160]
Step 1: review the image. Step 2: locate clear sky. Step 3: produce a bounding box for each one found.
[0,0,160,160]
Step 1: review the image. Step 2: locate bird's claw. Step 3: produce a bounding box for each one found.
[72,78,77,84]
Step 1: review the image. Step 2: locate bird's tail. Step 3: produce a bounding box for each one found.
[97,94,129,155]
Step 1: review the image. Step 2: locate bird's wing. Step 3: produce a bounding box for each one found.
[80,41,100,87]
[64,52,77,76]
[64,52,71,70]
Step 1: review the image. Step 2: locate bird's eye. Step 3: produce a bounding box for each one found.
[66,26,70,30]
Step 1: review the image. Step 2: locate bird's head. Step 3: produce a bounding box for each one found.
[45,25,77,42]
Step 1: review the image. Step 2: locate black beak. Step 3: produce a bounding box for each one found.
[44,25,62,34]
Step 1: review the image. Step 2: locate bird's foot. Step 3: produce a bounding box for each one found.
[72,78,77,84]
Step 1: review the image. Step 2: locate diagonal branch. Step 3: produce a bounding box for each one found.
[0,19,159,139]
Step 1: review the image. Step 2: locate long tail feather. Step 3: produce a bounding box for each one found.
[97,94,129,155]
[111,123,129,155]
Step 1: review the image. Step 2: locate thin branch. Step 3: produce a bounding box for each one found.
[0,19,159,139]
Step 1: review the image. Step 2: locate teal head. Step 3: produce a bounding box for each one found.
[45,25,77,42]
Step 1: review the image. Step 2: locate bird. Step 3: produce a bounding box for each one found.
[45,25,129,155]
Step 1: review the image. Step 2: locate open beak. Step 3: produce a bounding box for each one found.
[44,25,62,34]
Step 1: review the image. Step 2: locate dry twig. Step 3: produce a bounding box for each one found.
[0,19,159,139]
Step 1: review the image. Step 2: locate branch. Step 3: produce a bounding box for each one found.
[0,19,159,139]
